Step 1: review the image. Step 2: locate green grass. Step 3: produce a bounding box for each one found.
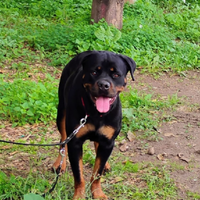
[120,88,180,137]
[0,170,74,200]
[0,158,178,200]
[0,78,58,126]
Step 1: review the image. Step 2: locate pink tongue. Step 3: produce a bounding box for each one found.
[95,97,110,113]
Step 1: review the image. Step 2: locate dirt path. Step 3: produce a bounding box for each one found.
[127,70,200,198]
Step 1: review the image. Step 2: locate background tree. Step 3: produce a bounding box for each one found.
[91,0,136,29]
[91,0,125,30]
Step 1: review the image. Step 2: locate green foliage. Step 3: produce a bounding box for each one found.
[164,4,200,42]
[187,191,200,199]
[93,24,122,51]
[142,167,177,199]
[83,142,95,165]
[104,163,177,200]
[120,88,179,134]
[24,193,45,200]
[0,0,92,22]
[0,170,74,200]
[112,160,139,174]
[0,171,49,199]
[0,163,178,200]
[0,172,23,199]
[122,0,200,72]
[151,0,199,9]
[0,0,199,71]
[0,78,58,126]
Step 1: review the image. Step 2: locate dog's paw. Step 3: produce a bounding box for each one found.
[73,186,85,200]
[92,190,108,200]
[103,162,111,174]
[52,155,67,174]
[91,181,108,200]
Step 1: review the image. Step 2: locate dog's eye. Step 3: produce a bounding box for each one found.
[91,71,97,76]
[112,73,120,78]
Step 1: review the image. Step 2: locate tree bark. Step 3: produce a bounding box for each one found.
[91,0,124,30]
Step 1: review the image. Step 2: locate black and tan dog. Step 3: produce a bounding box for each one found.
[53,51,136,199]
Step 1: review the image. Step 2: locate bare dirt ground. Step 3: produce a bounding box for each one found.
[126,70,200,198]
[0,69,200,199]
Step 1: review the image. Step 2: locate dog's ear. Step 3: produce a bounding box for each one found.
[77,50,97,65]
[120,55,136,81]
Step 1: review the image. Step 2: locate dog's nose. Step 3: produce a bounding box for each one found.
[97,80,110,91]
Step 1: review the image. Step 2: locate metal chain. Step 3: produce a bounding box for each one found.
[0,115,88,147]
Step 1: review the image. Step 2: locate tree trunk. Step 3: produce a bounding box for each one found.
[91,0,124,30]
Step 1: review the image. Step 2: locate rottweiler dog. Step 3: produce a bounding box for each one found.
[53,51,136,199]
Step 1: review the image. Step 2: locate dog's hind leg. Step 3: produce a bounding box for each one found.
[52,109,67,173]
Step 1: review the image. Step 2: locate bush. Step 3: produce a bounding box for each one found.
[0,78,58,125]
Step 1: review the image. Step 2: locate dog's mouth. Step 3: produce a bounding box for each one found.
[91,95,117,113]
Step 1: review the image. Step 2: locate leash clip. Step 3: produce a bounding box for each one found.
[59,147,65,167]
[80,115,88,126]
[71,115,88,136]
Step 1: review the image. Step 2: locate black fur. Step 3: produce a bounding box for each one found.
[55,50,136,199]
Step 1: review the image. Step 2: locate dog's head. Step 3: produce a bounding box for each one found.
[80,51,136,113]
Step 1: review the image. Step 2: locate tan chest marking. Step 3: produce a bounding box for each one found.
[98,126,116,140]
[76,123,95,138]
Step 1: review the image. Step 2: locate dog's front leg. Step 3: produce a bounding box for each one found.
[91,143,114,200]
[94,142,110,173]
[53,110,67,173]
[68,141,85,200]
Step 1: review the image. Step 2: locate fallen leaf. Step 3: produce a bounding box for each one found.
[177,153,190,163]
[127,131,136,142]
[119,143,129,152]
[110,177,124,184]
[164,133,176,137]
[9,151,18,156]
[180,156,190,163]
[0,146,13,150]
[157,154,164,160]
[120,139,126,145]
[168,120,177,124]
[177,153,184,158]
[157,153,167,160]
[147,147,155,155]
[122,160,132,164]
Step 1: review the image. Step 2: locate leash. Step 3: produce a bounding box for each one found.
[0,115,88,197]
[0,115,88,146]
[42,146,66,198]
